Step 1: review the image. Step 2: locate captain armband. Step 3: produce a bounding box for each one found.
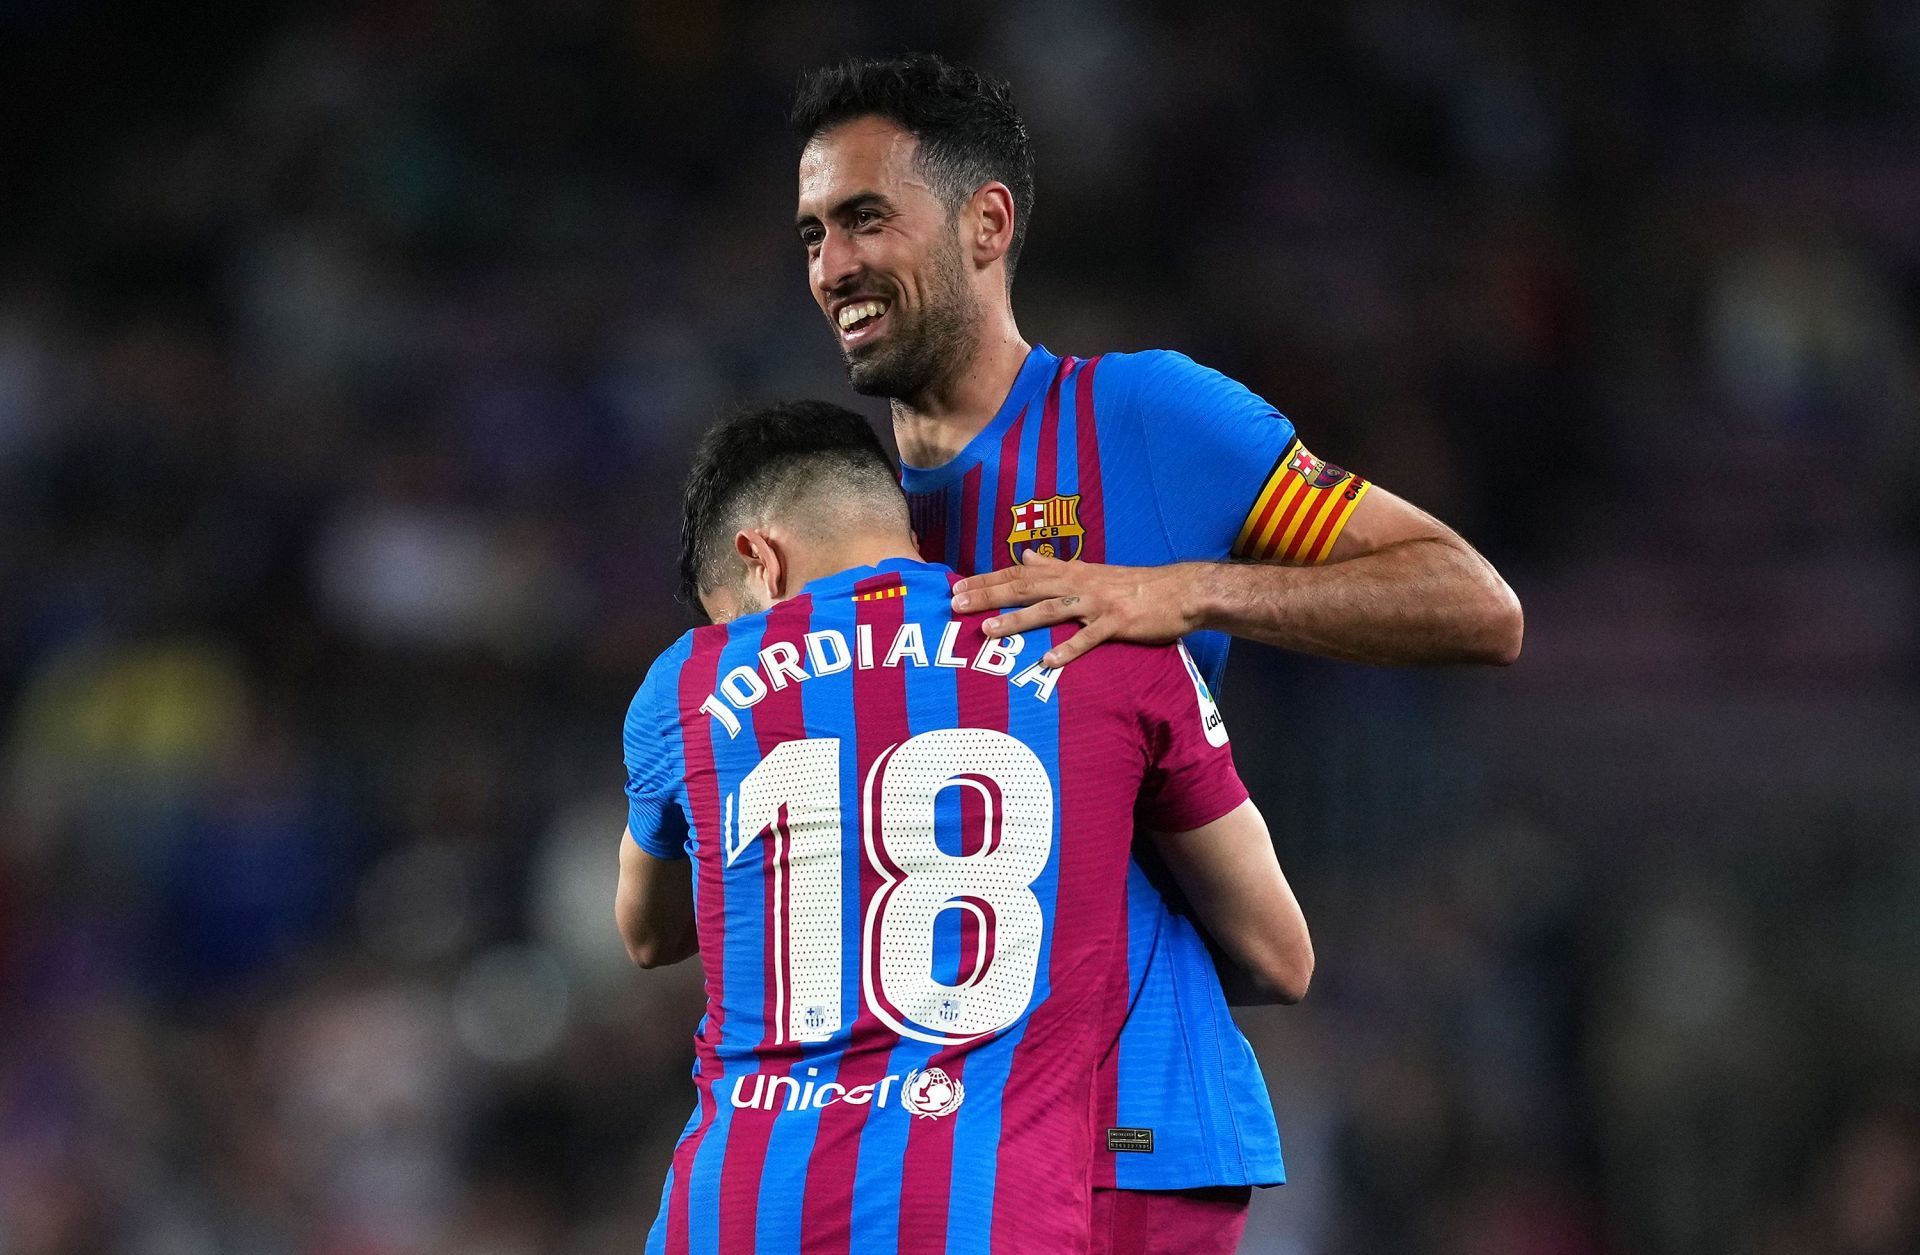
[1230,439,1371,563]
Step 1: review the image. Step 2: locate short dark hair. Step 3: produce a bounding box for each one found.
[678,400,901,610]
[791,52,1035,279]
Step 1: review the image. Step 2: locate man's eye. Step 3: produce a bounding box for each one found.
[800,227,823,247]
[854,209,880,227]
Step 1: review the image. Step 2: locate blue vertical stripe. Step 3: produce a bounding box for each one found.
[646,1097,707,1250]
[970,474,995,578]
[1054,360,1084,500]
[681,616,774,1255]
[1013,396,1044,513]
[644,1165,673,1255]
[753,595,858,1253]
[1112,865,1179,1190]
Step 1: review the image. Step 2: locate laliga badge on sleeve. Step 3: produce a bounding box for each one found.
[1176,642,1230,748]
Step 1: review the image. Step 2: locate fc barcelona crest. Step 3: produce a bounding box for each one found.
[1287,445,1352,490]
[1007,494,1085,563]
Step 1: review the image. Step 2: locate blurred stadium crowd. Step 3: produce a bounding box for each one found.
[4,2,1919,1252]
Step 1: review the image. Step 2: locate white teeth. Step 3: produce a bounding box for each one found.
[837,300,887,330]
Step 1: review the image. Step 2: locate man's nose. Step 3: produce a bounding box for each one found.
[814,229,860,296]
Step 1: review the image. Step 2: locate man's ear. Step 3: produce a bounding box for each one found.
[735,528,787,603]
[967,182,1016,269]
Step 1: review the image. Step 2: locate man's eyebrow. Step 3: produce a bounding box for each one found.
[795,191,891,228]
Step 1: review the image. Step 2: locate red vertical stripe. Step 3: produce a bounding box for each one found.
[1073,358,1107,564]
[956,466,983,576]
[909,490,948,568]
[1300,479,1367,562]
[799,586,913,1253]
[1088,935,1129,1190]
[1280,484,1341,562]
[714,598,814,1250]
[1238,466,1292,557]
[898,586,1012,1254]
[1258,477,1318,561]
[1032,357,1070,501]
[663,626,732,1255]
[1068,355,1122,1188]
[990,404,1032,570]
[990,625,1119,1246]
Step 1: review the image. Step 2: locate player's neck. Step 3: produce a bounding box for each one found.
[778,535,924,599]
[890,323,1031,471]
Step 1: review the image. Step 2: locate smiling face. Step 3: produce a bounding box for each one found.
[796,116,980,400]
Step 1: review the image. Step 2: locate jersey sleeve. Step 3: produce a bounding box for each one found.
[1134,641,1250,833]
[1119,350,1371,563]
[623,645,693,860]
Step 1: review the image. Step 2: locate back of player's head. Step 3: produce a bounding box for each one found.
[679,400,905,611]
[791,52,1034,279]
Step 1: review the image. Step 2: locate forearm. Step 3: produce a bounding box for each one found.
[616,836,700,968]
[1185,538,1523,667]
[616,889,699,967]
[1217,954,1300,1007]
[1151,801,1314,1005]
[621,912,699,968]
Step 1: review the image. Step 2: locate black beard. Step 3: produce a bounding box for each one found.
[844,299,977,399]
[841,237,979,401]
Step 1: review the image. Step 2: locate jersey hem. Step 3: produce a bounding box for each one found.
[1094,1167,1288,1191]
[1138,783,1249,838]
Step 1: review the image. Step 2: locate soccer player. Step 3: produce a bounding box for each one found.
[618,401,1312,1254]
[788,54,1525,1252]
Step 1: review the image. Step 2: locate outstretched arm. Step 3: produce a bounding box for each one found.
[952,485,1522,668]
[1148,800,1312,1005]
[615,828,698,968]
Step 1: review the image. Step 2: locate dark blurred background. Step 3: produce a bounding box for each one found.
[4,2,1919,1252]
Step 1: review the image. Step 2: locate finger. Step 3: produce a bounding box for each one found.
[954,550,1083,611]
[1041,619,1112,668]
[952,565,1024,596]
[978,597,1087,638]
[954,577,1031,614]
[955,569,1072,613]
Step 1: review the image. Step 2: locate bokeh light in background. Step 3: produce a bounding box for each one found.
[3,2,1918,1252]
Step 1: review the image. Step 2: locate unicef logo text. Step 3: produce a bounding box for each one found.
[729,1066,965,1120]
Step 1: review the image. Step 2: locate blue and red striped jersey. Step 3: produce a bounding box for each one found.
[625,558,1249,1254]
[901,345,1363,1190]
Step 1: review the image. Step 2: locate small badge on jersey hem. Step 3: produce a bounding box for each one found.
[1007,494,1085,564]
[1106,1127,1155,1153]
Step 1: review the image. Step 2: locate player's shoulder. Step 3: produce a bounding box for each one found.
[1093,346,1291,456]
[1089,347,1249,415]
[1053,635,1185,695]
[626,626,718,729]
[1094,346,1218,385]
[1066,638,1224,740]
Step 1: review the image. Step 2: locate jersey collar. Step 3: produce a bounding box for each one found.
[796,556,948,600]
[897,344,1059,492]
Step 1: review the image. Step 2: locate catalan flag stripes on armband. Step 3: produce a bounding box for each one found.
[1231,439,1371,563]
